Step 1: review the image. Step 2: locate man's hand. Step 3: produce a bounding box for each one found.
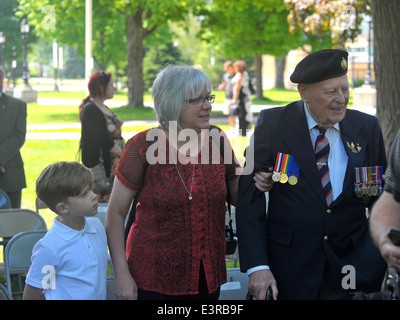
[248,269,278,300]
[379,240,400,270]
[254,167,274,193]
[0,165,5,173]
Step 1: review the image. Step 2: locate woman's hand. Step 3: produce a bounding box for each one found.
[114,271,138,300]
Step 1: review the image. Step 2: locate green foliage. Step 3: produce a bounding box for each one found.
[17,0,126,70]
[198,0,303,59]
[0,0,35,75]
[285,0,371,49]
[143,41,184,90]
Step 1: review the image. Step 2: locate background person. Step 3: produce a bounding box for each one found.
[0,67,27,208]
[236,49,387,300]
[231,60,253,137]
[79,71,124,202]
[218,60,236,135]
[370,129,400,269]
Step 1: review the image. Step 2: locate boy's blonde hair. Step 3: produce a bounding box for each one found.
[36,161,94,213]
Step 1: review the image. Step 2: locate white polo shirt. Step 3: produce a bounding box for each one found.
[26,217,108,300]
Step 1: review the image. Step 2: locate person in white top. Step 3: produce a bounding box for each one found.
[24,161,108,300]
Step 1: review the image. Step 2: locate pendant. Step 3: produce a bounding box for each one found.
[188,195,193,200]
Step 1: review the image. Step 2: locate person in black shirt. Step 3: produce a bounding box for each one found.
[79,71,124,202]
[371,129,400,269]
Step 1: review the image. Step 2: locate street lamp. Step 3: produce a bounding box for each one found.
[364,15,373,86]
[0,32,5,69]
[20,18,30,87]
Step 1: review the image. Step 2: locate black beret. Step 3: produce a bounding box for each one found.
[290,49,348,84]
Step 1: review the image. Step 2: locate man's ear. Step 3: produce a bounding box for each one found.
[297,84,308,103]
[55,202,69,215]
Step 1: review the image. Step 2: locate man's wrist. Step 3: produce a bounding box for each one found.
[247,265,270,276]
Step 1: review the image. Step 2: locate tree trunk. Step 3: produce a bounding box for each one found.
[372,0,400,154]
[275,55,286,89]
[125,9,145,108]
[254,52,264,99]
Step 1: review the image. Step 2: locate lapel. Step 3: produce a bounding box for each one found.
[331,114,367,206]
[0,93,7,111]
[281,101,327,204]
[281,103,367,207]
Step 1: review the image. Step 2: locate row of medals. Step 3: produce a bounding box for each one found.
[355,182,382,198]
[272,171,298,185]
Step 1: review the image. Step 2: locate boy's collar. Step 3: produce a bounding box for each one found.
[53,217,97,241]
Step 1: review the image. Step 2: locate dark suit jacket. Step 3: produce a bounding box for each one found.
[236,100,387,299]
[0,92,27,192]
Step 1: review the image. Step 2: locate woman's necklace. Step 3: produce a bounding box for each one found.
[171,150,195,201]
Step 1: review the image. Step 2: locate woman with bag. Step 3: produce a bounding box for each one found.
[79,71,125,202]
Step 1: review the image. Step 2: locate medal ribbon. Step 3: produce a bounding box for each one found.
[281,153,290,175]
[274,152,283,173]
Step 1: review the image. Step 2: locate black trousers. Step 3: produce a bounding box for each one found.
[6,189,22,209]
[138,262,220,300]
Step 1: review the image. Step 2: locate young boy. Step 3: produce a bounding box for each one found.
[23,161,108,300]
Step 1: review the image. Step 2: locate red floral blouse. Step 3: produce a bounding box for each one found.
[115,126,241,295]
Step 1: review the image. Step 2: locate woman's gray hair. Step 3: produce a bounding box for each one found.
[152,64,212,129]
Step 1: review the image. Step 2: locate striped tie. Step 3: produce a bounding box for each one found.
[315,126,333,206]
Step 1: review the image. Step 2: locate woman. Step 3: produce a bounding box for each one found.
[79,71,125,202]
[105,65,242,300]
[232,60,253,136]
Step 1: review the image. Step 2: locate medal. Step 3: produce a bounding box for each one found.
[354,168,362,198]
[288,175,298,185]
[287,156,300,186]
[272,153,283,182]
[370,185,378,196]
[354,166,383,199]
[273,152,300,185]
[280,173,288,184]
[272,172,281,182]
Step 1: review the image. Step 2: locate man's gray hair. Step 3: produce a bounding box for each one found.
[152,64,212,129]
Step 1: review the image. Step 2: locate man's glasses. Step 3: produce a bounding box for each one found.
[185,94,215,105]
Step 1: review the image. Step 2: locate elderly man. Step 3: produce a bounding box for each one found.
[236,49,387,300]
[0,68,27,208]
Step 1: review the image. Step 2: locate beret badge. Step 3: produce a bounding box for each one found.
[341,57,347,70]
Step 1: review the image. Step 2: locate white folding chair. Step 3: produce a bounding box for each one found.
[0,283,12,300]
[4,230,47,296]
[0,208,47,247]
[0,208,47,293]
